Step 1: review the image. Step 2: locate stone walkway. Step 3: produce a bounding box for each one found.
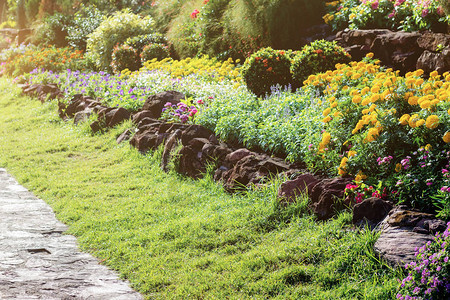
[0,168,143,300]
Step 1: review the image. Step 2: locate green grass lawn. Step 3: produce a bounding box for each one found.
[0,78,400,299]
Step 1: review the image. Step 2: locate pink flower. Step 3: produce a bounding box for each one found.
[388,10,396,18]
[421,8,429,17]
[191,9,200,18]
[371,1,379,9]
[196,99,204,105]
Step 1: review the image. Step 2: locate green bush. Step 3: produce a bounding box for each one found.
[110,44,140,74]
[241,47,293,97]
[30,12,72,47]
[140,43,170,63]
[86,9,154,72]
[124,33,167,55]
[291,40,351,87]
[66,4,105,51]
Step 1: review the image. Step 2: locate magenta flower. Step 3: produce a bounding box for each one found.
[371,1,379,9]
[421,9,429,17]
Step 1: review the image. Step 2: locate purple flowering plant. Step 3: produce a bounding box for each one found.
[397,222,450,300]
[160,98,201,124]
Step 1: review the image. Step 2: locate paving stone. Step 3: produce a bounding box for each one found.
[0,168,143,299]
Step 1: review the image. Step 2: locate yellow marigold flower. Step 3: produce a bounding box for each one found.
[371,85,380,93]
[361,87,370,95]
[369,104,377,113]
[370,94,380,102]
[361,97,371,106]
[349,13,356,20]
[415,78,424,86]
[351,73,362,80]
[415,69,424,77]
[327,96,336,103]
[405,92,413,100]
[416,119,425,127]
[395,163,402,172]
[443,131,450,143]
[323,107,331,116]
[322,116,332,123]
[430,70,439,77]
[331,101,338,108]
[420,100,431,109]
[408,96,419,106]
[362,108,370,114]
[425,144,432,151]
[366,52,374,58]
[425,115,439,129]
[322,132,331,145]
[431,99,440,106]
[352,95,362,104]
[348,150,357,158]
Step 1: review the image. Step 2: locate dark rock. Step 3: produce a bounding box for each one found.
[103,107,131,128]
[424,219,447,234]
[159,122,188,134]
[161,129,182,172]
[278,173,320,205]
[177,145,206,179]
[90,121,101,133]
[416,49,450,74]
[257,157,290,175]
[129,132,160,153]
[188,138,210,151]
[21,83,62,103]
[352,197,393,228]
[141,91,185,119]
[221,155,262,190]
[417,32,450,52]
[387,208,435,228]
[180,125,214,146]
[310,177,352,220]
[226,148,253,165]
[374,206,436,266]
[73,109,92,125]
[213,146,232,160]
[132,110,157,124]
[116,129,132,144]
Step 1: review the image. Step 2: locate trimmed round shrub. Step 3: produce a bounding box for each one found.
[124,33,167,54]
[291,40,351,86]
[86,9,154,72]
[140,43,170,63]
[241,47,293,97]
[110,44,140,74]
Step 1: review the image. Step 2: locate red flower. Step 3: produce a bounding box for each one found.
[203,0,209,4]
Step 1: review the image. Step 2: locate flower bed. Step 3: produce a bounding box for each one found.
[324,0,449,32]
